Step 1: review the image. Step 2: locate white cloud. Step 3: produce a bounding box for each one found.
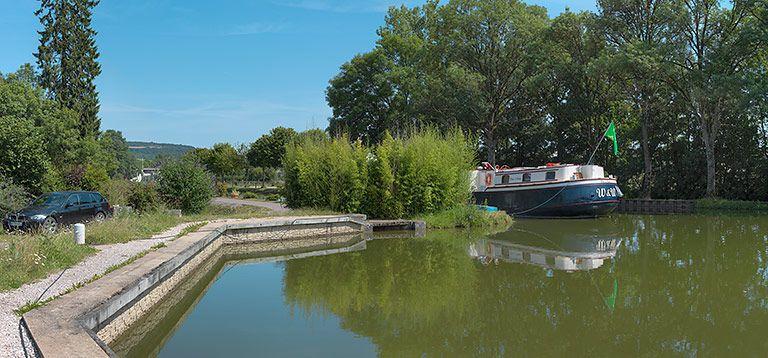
[271,0,412,13]
[226,21,291,36]
[101,100,318,121]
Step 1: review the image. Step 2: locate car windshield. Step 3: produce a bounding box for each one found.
[31,193,67,207]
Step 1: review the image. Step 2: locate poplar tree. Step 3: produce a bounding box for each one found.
[35,0,102,138]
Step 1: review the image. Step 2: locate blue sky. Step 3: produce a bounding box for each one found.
[1,0,596,147]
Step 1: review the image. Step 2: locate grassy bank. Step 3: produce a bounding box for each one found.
[696,199,768,212]
[419,206,512,229]
[0,204,336,292]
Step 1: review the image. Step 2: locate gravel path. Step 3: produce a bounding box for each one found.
[211,197,290,212]
[0,222,203,357]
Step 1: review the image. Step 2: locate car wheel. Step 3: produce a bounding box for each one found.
[95,211,106,222]
[42,217,57,233]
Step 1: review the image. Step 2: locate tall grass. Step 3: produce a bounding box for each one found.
[418,205,512,229]
[283,128,475,219]
[0,234,96,291]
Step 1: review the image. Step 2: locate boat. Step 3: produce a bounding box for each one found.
[471,162,622,218]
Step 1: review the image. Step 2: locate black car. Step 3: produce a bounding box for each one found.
[3,191,113,233]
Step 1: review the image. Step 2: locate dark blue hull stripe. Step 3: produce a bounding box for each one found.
[474,182,620,218]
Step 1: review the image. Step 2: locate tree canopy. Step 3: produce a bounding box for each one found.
[325,0,768,200]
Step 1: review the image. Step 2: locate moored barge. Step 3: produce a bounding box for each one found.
[471,163,622,218]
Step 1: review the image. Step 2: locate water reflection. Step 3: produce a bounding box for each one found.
[283,214,768,356]
[117,214,768,357]
[469,219,620,271]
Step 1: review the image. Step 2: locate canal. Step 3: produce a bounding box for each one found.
[112,214,768,356]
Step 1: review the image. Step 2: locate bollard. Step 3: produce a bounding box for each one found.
[74,223,86,245]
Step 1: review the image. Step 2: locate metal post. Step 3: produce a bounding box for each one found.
[74,223,86,245]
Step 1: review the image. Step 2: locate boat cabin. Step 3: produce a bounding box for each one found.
[471,163,608,192]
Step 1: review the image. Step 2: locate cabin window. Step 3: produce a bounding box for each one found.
[522,173,531,182]
[574,172,584,180]
[501,175,509,184]
[545,171,556,181]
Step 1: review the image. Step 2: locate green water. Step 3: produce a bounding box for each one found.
[112,214,768,357]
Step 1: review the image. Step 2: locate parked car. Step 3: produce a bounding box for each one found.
[2,191,113,233]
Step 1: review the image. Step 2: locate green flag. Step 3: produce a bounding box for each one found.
[604,121,618,155]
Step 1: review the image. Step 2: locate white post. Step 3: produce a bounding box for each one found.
[74,223,86,245]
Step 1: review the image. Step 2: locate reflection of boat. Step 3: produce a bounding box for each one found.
[468,219,621,271]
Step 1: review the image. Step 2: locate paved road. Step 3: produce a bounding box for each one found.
[211,197,290,212]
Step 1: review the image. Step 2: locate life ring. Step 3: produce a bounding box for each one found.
[485,173,493,186]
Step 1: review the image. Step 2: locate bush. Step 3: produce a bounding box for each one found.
[81,163,110,191]
[283,129,474,218]
[157,160,214,214]
[283,135,368,213]
[215,181,228,197]
[100,178,133,206]
[128,182,160,213]
[0,176,31,218]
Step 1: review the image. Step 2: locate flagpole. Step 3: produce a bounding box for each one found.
[586,123,611,165]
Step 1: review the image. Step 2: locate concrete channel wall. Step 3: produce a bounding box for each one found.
[22,215,370,358]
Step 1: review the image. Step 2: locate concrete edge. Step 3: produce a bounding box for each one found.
[23,215,368,358]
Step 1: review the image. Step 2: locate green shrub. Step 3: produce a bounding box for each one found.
[157,160,214,214]
[283,128,474,218]
[365,133,402,218]
[0,176,31,218]
[283,135,368,213]
[100,178,133,205]
[128,182,160,213]
[215,181,228,197]
[81,163,110,191]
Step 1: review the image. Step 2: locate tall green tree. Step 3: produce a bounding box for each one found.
[35,0,102,138]
[545,11,619,164]
[247,127,297,168]
[598,0,678,198]
[100,130,139,179]
[434,0,550,164]
[207,143,245,177]
[327,50,399,143]
[668,0,763,197]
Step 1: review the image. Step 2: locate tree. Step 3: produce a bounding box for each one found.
[668,0,764,197]
[544,11,619,164]
[100,130,139,179]
[0,116,49,192]
[247,127,297,168]
[35,0,102,138]
[598,0,678,198]
[205,143,245,177]
[433,0,549,164]
[327,50,400,143]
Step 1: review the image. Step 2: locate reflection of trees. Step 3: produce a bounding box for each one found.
[283,231,481,356]
[283,215,768,356]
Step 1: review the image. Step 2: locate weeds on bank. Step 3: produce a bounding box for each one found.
[14,242,169,315]
[176,222,207,239]
[0,233,96,292]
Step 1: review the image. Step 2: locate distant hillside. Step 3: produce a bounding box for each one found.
[127,141,196,161]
